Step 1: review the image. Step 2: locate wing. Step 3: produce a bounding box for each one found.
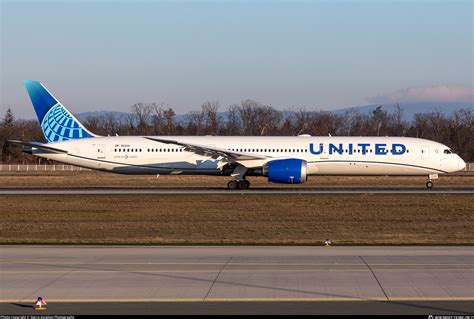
[144,137,268,161]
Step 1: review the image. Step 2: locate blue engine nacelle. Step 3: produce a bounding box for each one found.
[264,159,307,184]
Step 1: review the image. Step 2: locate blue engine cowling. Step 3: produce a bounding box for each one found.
[265,159,307,184]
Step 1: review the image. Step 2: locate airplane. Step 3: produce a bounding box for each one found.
[9,80,466,189]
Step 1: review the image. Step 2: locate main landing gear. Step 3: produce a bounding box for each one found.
[227,165,250,189]
[426,174,438,189]
[227,179,251,190]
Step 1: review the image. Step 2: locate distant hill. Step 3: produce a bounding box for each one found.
[74,102,472,123]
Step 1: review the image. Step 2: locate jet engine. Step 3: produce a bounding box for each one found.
[264,159,307,184]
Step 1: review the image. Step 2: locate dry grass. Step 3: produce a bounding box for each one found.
[0,171,473,188]
[1,194,472,245]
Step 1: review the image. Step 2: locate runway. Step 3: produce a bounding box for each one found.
[1,187,473,195]
[0,246,473,315]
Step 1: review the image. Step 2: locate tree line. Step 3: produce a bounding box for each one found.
[1,100,473,163]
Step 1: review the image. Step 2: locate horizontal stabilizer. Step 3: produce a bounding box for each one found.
[8,140,68,154]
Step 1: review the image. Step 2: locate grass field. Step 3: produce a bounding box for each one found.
[1,194,472,245]
[0,171,473,188]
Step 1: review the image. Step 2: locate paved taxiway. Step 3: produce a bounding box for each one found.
[1,187,473,194]
[0,246,473,314]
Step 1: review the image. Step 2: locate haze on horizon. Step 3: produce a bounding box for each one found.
[1,0,472,119]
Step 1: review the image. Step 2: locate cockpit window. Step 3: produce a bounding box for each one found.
[444,149,456,154]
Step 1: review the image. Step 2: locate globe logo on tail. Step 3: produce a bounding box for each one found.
[41,103,93,142]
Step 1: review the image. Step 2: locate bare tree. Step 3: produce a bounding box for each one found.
[226,104,241,135]
[131,103,152,134]
[201,101,221,135]
[184,110,205,135]
[292,107,312,135]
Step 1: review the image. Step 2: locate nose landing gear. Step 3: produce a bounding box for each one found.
[426,174,438,189]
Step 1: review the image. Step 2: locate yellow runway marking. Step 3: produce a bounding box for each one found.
[0,297,473,303]
[1,268,473,274]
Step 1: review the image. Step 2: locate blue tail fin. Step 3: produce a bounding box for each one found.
[24,80,97,142]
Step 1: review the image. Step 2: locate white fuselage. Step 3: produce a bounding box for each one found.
[31,136,466,176]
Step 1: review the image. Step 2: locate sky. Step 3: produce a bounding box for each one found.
[1,0,473,119]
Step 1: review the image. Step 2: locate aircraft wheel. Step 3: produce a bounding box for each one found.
[238,180,249,189]
[426,180,433,189]
[227,180,238,190]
